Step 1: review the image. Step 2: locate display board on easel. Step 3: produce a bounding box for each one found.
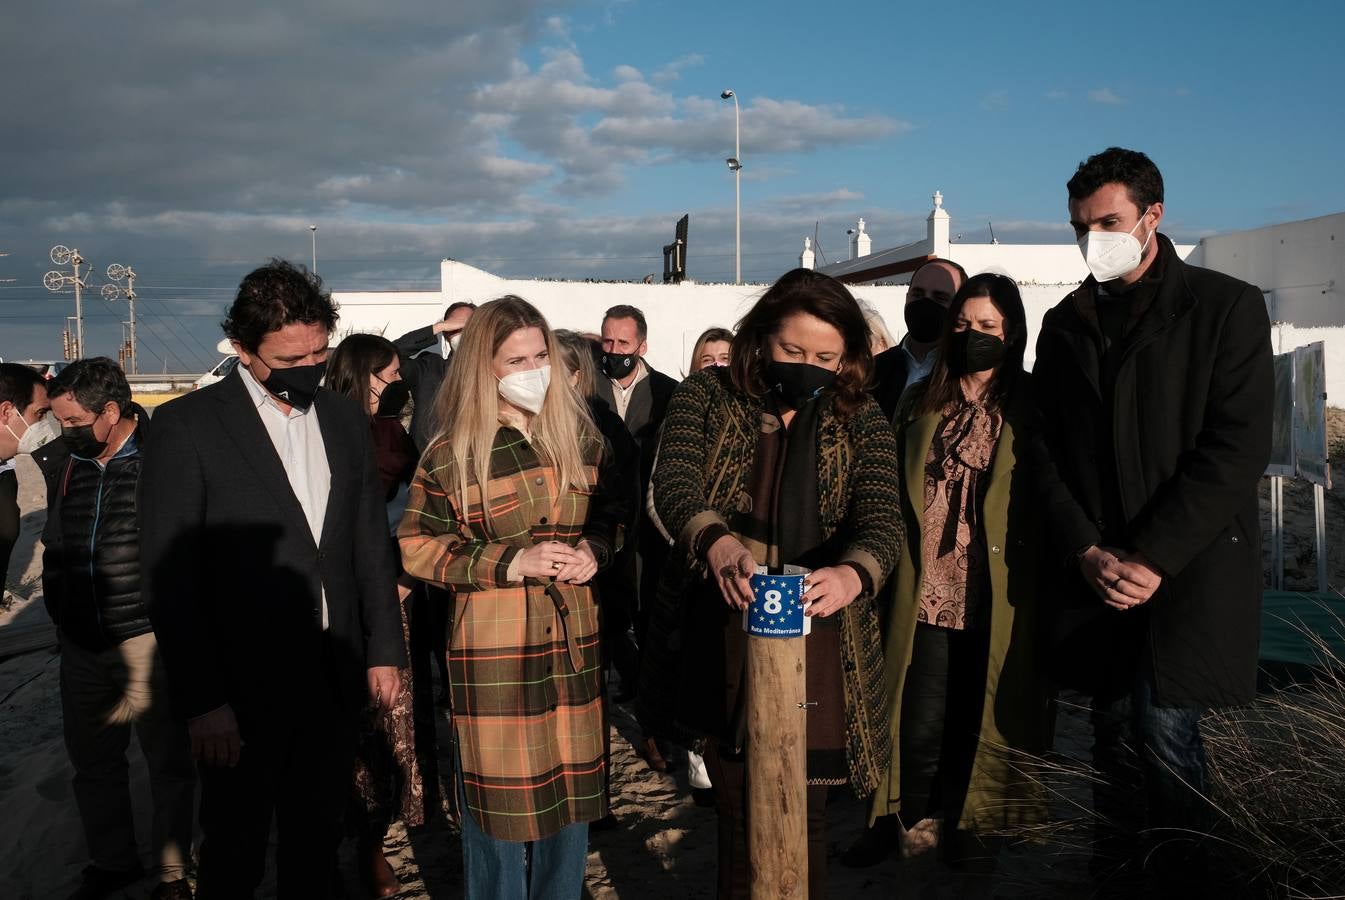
[1266,341,1331,591]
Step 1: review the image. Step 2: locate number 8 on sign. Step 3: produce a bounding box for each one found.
[763,590,783,615]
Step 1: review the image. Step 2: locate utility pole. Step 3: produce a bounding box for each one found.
[103,263,138,374]
[310,224,318,274]
[45,245,87,359]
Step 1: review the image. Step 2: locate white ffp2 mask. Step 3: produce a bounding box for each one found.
[6,413,58,455]
[1078,206,1154,282]
[498,365,551,414]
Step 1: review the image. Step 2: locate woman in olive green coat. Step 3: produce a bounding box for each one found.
[870,273,1053,864]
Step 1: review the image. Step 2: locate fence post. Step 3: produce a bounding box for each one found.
[746,635,808,897]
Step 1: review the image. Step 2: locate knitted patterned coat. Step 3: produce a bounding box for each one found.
[640,368,903,797]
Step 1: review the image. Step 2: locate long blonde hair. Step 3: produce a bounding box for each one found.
[552,329,601,399]
[431,296,595,515]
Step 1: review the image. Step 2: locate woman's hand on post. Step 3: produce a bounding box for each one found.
[707,535,755,610]
[516,541,582,579]
[802,565,863,618]
[555,540,599,584]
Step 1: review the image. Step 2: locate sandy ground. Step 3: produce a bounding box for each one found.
[4,405,1341,898]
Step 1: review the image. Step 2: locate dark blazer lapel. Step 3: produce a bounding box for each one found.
[214,369,318,545]
[314,390,350,551]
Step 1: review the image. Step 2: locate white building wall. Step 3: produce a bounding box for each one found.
[332,217,1343,401]
[1191,213,1345,402]
[328,265,1144,378]
[333,261,910,378]
[952,242,1195,284]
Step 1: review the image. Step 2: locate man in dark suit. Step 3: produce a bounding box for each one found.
[1,362,51,600]
[140,259,406,898]
[392,301,476,453]
[1035,148,1272,890]
[869,257,966,421]
[593,305,678,764]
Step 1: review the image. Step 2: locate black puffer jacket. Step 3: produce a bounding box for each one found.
[37,408,153,651]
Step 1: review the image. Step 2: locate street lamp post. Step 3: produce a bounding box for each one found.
[721,89,742,285]
[310,224,318,274]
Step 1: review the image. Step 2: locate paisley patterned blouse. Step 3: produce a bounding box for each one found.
[918,400,1002,630]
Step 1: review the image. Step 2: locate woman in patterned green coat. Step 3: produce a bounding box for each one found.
[642,268,902,899]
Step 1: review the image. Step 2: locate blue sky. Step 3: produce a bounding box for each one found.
[2,0,1342,370]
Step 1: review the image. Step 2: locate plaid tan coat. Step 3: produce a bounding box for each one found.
[399,426,621,841]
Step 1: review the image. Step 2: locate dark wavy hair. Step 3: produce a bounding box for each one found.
[729,268,872,419]
[916,272,1027,417]
[443,300,476,320]
[222,259,339,353]
[325,333,398,415]
[1067,147,1165,211]
[0,362,45,412]
[48,357,132,416]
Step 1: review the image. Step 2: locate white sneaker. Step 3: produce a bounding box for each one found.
[686,749,712,790]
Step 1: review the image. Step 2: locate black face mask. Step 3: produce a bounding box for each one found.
[904,297,947,344]
[765,360,837,409]
[260,361,326,411]
[948,330,1006,375]
[61,418,109,459]
[600,351,639,380]
[374,378,410,418]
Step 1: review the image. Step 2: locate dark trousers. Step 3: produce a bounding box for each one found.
[1090,664,1210,888]
[704,741,829,900]
[422,584,452,696]
[1,469,18,590]
[898,623,989,830]
[597,547,640,691]
[196,663,357,899]
[407,583,444,816]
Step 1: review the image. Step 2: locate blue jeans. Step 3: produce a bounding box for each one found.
[1090,668,1211,885]
[457,774,589,900]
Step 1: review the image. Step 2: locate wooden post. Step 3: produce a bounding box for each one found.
[746,634,808,897]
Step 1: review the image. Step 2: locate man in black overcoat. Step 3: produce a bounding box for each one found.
[1034,148,1272,890]
[140,260,406,898]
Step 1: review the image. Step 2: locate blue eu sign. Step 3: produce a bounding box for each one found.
[744,565,811,639]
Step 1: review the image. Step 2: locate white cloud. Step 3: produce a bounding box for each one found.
[474,51,902,197]
[651,52,705,83]
[1088,87,1126,105]
[981,90,1009,111]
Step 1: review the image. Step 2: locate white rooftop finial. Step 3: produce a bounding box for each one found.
[803,236,812,251]
[857,217,867,233]
[933,190,944,210]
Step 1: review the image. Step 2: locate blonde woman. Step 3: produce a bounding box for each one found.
[399,297,623,898]
[688,326,733,374]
